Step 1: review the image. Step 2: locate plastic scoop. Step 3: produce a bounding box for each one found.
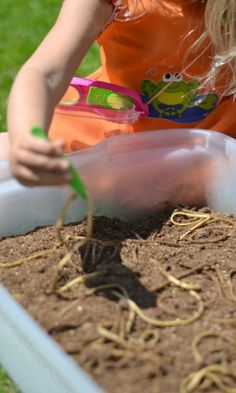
[56,77,149,124]
[31,126,88,199]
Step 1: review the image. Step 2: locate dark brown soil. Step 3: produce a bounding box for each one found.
[1,207,236,393]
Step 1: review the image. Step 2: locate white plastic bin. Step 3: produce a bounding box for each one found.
[0,129,236,239]
[0,285,104,393]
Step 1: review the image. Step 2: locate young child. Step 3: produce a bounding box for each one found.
[2,0,236,187]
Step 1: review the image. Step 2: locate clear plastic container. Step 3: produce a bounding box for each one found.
[1,129,236,238]
[0,285,104,393]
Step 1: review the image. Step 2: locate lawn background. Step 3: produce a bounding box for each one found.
[0,0,100,132]
[0,0,99,391]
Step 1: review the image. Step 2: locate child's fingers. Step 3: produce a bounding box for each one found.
[11,164,71,187]
[10,136,72,186]
[15,149,69,172]
[19,135,65,156]
[31,139,66,156]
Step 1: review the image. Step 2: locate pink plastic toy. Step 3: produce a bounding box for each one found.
[56,77,149,123]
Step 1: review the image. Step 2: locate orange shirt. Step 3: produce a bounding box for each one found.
[49,0,236,152]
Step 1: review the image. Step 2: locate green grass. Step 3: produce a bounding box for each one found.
[0,0,99,390]
[0,366,20,393]
[0,0,100,132]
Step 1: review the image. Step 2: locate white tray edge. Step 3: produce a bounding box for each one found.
[0,285,105,393]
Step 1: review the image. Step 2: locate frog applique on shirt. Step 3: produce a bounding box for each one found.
[141,73,219,123]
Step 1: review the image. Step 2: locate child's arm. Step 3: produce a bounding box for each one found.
[8,0,113,186]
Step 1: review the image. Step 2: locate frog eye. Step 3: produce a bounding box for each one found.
[162,73,173,82]
[173,73,183,82]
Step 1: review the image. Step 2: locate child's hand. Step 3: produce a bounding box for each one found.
[10,134,71,186]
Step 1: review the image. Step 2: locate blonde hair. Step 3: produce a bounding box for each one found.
[195,0,236,95]
[119,0,236,96]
